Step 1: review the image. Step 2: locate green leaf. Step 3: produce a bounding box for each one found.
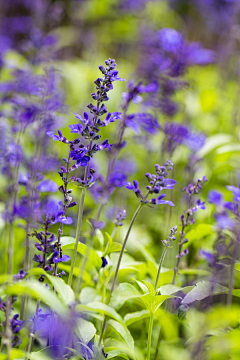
[60,236,75,247]
[110,283,142,310]
[105,350,129,359]
[109,242,123,253]
[4,280,67,316]
[27,268,74,305]
[96,229,104,247]
[30,351,53,360]
[216,143,240,155]
[0,275,14,284]
[235,263,240,272]
[183,224,214,248]
[57,264,94,286]
[111,283,141,302]
[159,285,194,295]
[232,289,240,298]
[142,280,155,294]
[62,238,102,269]
[124,310,150,326]
[10,349,25,360]
[178,268,211,276]
[147,261,174,286]
[76,302,123,323]
[197,133,233,157]
[107,319,134,352]
[79,287,100,304]
[140,293,175,313]
[76,318,96,344]
[133,279,149,294]
[182,281,228,304]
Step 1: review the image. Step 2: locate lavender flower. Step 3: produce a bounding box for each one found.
[172,176,208,284]
[126,160,176,206]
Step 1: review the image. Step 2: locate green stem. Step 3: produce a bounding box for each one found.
[154,247,167,293]
[147,312,154,360]
[227,233,240,306]
[26,300,40,359]
[98,202,144,346]
[68,187,86,286]
[153,327,162,360]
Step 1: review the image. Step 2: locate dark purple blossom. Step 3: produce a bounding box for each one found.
[13,269,27,281]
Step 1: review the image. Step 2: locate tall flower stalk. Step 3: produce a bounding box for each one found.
[172,176,207,284]
[146,226,177,360]
[99,161,176,345]
[57,58,126,286]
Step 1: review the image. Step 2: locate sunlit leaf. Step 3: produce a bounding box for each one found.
[182,281,228,304]
[76,302,123,323]
[4,280,67,316]
[27,268,74,305]
[124,310,150,326]
[107,319,134,352]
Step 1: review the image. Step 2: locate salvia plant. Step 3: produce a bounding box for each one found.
[1,1,240,360]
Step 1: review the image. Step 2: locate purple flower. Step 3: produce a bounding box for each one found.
[214,212,236,230]
[158,28,184,53]
[200,250,216,266]
[125,180,144,199]
[149,193,175,206]
[13,269,27,281]
[52,253,70,264]
[101,112,122,126]
[46,130,67,142]
[192,199,206,212]
[38,180,58,193]
[226,185,240,202]
[101,256,108,268]
[164,123,205,153]
[208,190,223,205]
[125,113,159,134]
[113,209,127,226]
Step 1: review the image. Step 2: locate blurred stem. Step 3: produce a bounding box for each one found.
[146,312,154,360]
[111,225,117,239]
[154,247,167,292]
[68,186,86,287]
[75,232,93,294]
[54,149,71,277]
[153,327,162,360]
[95,107,128,221]
[227,232,240,306]
[98,201,145,346]
[172,213,189,285]
[26,300,40,359]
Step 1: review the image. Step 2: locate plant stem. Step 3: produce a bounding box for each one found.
[26,300,40,359]
[154,247,167,293]
[227,232,240,306]
[68,186,86,286]
[146,312,154,360]
[98,202,144,345]
[153,328,162,360]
